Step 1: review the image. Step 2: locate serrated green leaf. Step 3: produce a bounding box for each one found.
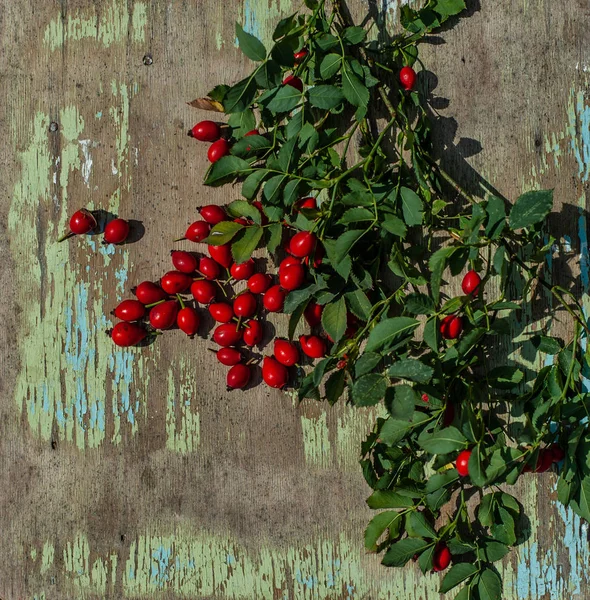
[205,155,252,186]
[365,317,419,352]
[509,189,553,230]
[231,225,264,263]
[242,169,269,200]
[202,221,244,245]
[468,445,487,487]
[321,296,347,343]
[355,352,381,377]
[235,22,267,61]
[477,493,495,527]
[345,289,372,321]
[320,53,342,79]
[409,511,437,538]
[434,0,466,16]
[382,216,407,238]
[405,293,435,315]
[228,109,256,137]
[266,84,302,113]
[226,200,261,224]
[366,490,414,509]
[388,359,434,383]
[352,373,387,407]
[429,246,455,304]
[231,134,272,157]
[308,85,344,109]
[423,316,439,351]
[341,63,369,107]
[477,540,510,563]
[382,538,430,567]
[477,569,502,600]
[400,187,424,226]
[485,195,506,239]
[571,476,590,522]
[364,511,403,551]
[333,229,366,263]
[340,207,374,224]
[439,564,478,594]
[386,384,416,420]
[223,77,258,113]
[343,26,367,44]
[325,369,346,405]
[418,426,466,454]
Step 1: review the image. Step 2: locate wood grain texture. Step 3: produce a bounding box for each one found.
[0,0,588,598]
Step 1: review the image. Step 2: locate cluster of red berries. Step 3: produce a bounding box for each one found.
[439,270,482,340]
[108,199,335,392]
[58,208,131,244]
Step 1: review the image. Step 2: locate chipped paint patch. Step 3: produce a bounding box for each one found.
[300,411,331,469]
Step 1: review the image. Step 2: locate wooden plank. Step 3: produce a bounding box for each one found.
[0,0,588,598]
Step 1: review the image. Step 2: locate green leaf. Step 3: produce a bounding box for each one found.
[205,155,252,187]
[408,511,437,538]
[364,511,403,551]
[380,418,411,445]
[355,352,382,377]
[386,384,417,420]
[272,13,297,41]
[418,426,466,454]
[366,490,414,509]
[382,538,430,567]
[341,62,369,107]
[439,564,478,594]
[433,0,466,16]
[324,369,346,405]
[571,476,590,522]
[317,33,339,51]
[333,229,366,263]
[343,26,367,44]
[345,289,372,321]
[288,299,308,341]
[266,222,283,253]
[423,316,439,351]
[388,359,434,383]
[266,85,302,113]
[429,246,455,303]
[226,200,261,224]
[231,134,272,157]
[468,445,487,487]
[382,216,407,238]
[477,569,502,600]
[231,225,264,264]
[242,169,269,200]
[224,77,258,113]
[417,544,435,574]
[320,53,342,79]
[477,493,495,527]
[533,335,563,355]
[365,317,419,352]
[263,174,286,204]
[352,373,388,407]
[488,366,524,389]
[321,297,347,343]
[509,190,553,230]
[485,195,506,240]
[202,221,244,245]
[400,187,424,226]
[405,293,435,316]
[228,109,257,137]
[235,22,267,61]
[477,540,510,563]
[340,207,374,224]
[308,85,344,109]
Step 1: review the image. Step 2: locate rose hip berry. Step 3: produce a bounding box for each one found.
[112,299,146,322]
[209,302,234,323]
[248,273,272,294]
[263,285,286,312]
[243,319,263,346]
[104,218,130,244]
[133,281,167,305]
[432,543,451,572]
[230,259,255,280]
[160,271,193,294]
[180,220,210,243]
[289,231,317,257]
[295,197,317,211]
[280,256,302,271]
[274,339,299,367]
[213,323,243,347]
[293,49,308,63]
[208,244,233,268]
[199,205,227,225]
[227,364,251,390]
[177,306,200,337]
[189,120,221,142]
[262,356,289,389]
[216,347,242,366]
[299,335,327,359]
[550,445,565,463]
[171,250,198,274]
[399,66,417,91]
[421,393,429,403]
[59,208,97,241]
[282,74,303,92]
[149,300,179,330]
[191,280,216,304]
[245,129,259,136]
[233,292,257,318]
[533,449,554,473]
[456,449,472,477]
[462,270,482,295]
[304,301,323,327]
[110,322,148,347]
[207,138,230,163]
[199,257,221,280]
[440,315,463,340]
[279,263,305,291]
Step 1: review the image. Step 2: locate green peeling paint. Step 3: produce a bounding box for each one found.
[166,359,201,454]
[43,1,148,52]
[301,411,331,469]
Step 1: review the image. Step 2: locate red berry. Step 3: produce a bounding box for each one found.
[149,300,179,330]
[216,347,242,366]
[248,273,272,294]
[233,292,257,318]
[550,445,565,463]
[280,256,302,271]
[440,315,463,340]
[302,244,325,269]
[208,302,234,323]
[62,208,96,239]
[399,66,417,91]
[274,339,299,367]
[133,281,167,305]
[110,322,148,347]
[230,259,255,280]
[262,356,289,389]
[293,49,308,63]
[456,449,472,477]
[304,301,323,327]
[171,250,198,274]
[243,319,263,346]
[189,120,221,142]
[184,220,210,243]
[245,129,259,136]
[160,271,193,295]
[208,138,230,163]
[263,285,286,312]
[191,279,216,304]
[199,205,227,225]
[104,218,129,244]
[199,257,221,280]
[533,449,554,473]
[112,299,146,322]
[299,334,327,359]
[421,393,429,403]
[177,306,200,336]
[443,401,455,427]
[433,544,451,572]
[279,263,305,291]
[208,243,233,268]
[227,364,251,389]
[283,74,303,92]
[213,323,243,347]
[462,270,482,295]
[289,231,317,257]
[295,197,317,211]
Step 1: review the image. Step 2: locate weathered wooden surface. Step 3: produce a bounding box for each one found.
[1,0,589,598]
